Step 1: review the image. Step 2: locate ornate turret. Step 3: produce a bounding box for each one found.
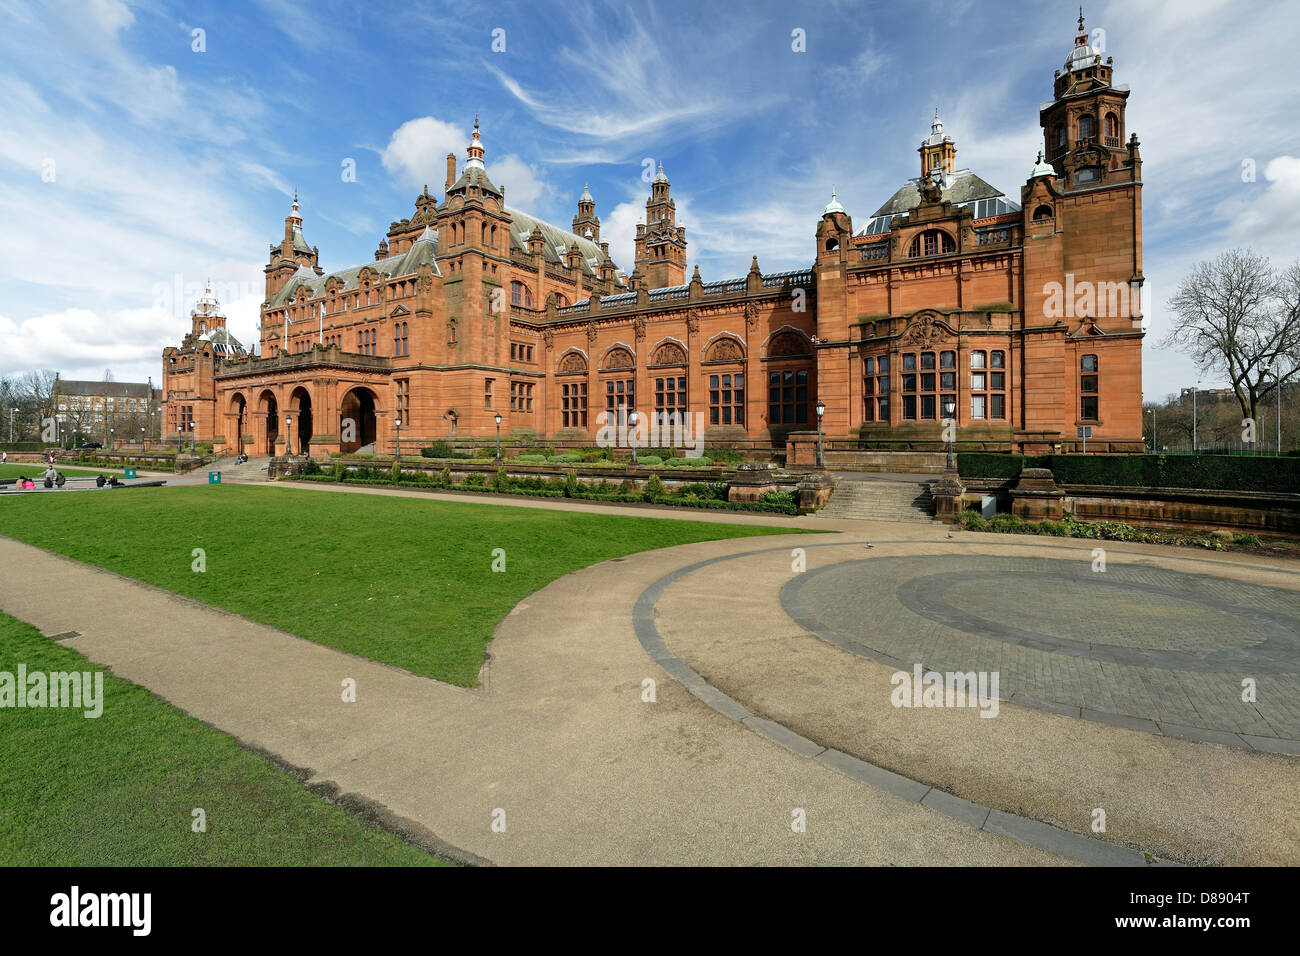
[572,183,599,242]
[919,109,957,177]
[634,163,686,289]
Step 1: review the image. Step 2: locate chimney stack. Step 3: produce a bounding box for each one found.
[445,153,457,191]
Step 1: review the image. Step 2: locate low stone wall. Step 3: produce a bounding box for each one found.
[949,473,1300,537]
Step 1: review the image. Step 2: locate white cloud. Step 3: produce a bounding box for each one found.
[1216,156,1300,253]
[490,154,553,208]
[380,116,467,191]
[85,0,133,33]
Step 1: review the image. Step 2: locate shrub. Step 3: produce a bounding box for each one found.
[438,467,451,486]
[957,453,1026,480]
[705,447,745,464]
[637,455,664,467]
[422,441,455,458]
[513,454,548,464]
[473,446,497,459]
[493,466,510,491]
[617,479,636,495]
[664,457,712,467]
[549,453,583,464]
[463,473,486,487]
[643,474,666,501]
[758,489,797,509]
[299,459,322,476]
[564,470,578,497]
[1233,533,1262,546]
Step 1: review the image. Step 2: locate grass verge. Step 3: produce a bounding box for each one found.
[0,483,800,684]
[0,611,445,865]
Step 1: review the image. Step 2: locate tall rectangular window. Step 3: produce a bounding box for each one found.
[710,373,744,425]
[605,379,634,416]
[655,376,686,421]
[1081,354,1099,420]
[562,382,588,428]
[484,378,494,409]
[768,369,809,425]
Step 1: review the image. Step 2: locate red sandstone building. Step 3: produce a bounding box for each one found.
[163,15,1143,459]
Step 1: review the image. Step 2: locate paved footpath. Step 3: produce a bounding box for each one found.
[2,480,1297,864]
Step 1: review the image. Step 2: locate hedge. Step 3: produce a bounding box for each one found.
[958,453,1298,493]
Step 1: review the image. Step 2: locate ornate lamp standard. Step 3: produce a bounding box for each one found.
[943,397,957,472]
[9,407,16,443]
[176,424,183,455]
[188,420,195,455]
[815,399,826,468]
[494,413,502,461]
[628,410,639,466]
[140,425,145,450]
[284,415,292,457]
[394,418,402,460]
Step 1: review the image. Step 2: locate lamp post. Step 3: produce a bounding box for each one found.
[188,420,195,455]
[9,407,15,443]
[628,410,639,466]
[140,425,145,450]
[494,413,502,461]
[109,427,114,451]
[943,398,957,472]
[1191,381,1199,453]
[394,418,401,460]
[177,424,183,455]
[284,415,292,457]
[815,399,826,468]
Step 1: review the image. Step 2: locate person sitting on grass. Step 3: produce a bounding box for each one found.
[55,472,66,488]
[21,477,35,489]
[95,474,107,488]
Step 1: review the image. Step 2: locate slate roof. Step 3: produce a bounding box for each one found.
[267,228,442,307]
[506,206,625,283]
[55,379,154,399]
[855,169,1022,237]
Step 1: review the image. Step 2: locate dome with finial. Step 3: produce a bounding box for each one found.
[822,187,845,216]
[1029,150,1056,179]
[580,183,594,203]
[652,162,669,184]
[1064,7,1100,71]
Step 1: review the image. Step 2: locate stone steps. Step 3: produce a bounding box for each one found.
[816,479,937,522]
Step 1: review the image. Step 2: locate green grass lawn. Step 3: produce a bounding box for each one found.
[0,483,797,685]
[0,463,113,480]
[0,611,445,865]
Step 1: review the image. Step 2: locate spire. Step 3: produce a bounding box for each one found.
[652,161,668,184]
[466,116,485,170]
[580,183,594,202]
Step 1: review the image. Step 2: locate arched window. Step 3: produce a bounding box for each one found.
[1078,114,1095,139]
[554,293,569,308]
[1105,113,1119,141]
[907,230,955,258]
[1033,204,1054,220]
[510,281,532,308]
[825,237,839,251]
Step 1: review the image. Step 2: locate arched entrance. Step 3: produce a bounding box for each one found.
[339,387,377,454]
[228,393,247,456]
[258,390,279,456]
[290,386,313,457]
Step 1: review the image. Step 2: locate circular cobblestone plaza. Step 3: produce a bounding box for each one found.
[780,554,1300,742]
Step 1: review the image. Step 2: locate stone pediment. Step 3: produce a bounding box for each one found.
[899,311,955,348]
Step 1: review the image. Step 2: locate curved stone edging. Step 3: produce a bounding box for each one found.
[630,538,1264,867]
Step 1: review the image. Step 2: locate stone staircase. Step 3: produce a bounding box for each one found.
[815,479,938,522]
[206,455,274,481]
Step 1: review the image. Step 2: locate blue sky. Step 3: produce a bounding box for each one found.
[1,0,1297,399]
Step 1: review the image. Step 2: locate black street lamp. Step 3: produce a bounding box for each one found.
[188,420,195,455]
[109,427,114,451]
[176,424,183,455]
[394,417,402,460]
[140,425,145,449]
[815,399,826,468]
[943,398,957,472]
[494,413,502,461]
[284,415,292,457]
[628,410,639,466]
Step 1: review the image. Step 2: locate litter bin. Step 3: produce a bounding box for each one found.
[208,471,221,484]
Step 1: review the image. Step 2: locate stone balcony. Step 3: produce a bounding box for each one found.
[216,346,391,380]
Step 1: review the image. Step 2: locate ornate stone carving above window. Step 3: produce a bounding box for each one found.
[601,346,635,371]
[766,330,811,358]
[706,338,745,363]
[557,351,587,374]
[651,342,687,366]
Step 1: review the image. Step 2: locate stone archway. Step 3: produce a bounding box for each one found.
[258,389,279,457]
[228,392,248,456]
[289,386,313,457]
[339,387,378,454]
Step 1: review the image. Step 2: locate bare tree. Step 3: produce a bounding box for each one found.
[1163,249,1300,428]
